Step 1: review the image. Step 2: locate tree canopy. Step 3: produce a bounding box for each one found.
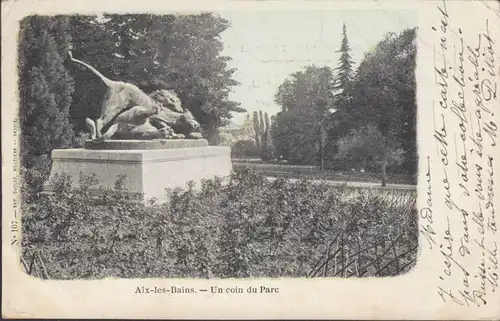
[349,28,417,173]
[272,66,334,164]
[275,65,334,113]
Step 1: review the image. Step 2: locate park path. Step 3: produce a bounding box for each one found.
[264,176,417,191]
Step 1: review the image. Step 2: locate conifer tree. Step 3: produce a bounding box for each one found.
[261,112,275,161]
[18,16,75,168]
[264,112,271,133]
[259,110,266,134]
[329,23,355,151]
[333,23,354,93]
[259,110,268,157]
[252,111,261,148]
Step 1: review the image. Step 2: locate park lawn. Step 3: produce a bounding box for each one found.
[232,161,416,185]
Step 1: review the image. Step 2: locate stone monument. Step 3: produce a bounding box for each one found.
[43,52,232,203]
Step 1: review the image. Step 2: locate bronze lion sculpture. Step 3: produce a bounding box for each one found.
[69,52,202,141]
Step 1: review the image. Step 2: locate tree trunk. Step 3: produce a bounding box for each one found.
[320,137,324,171]
[204,125,219,145]
[320,122,325,171]
[381,158,388,187]
[320,151,324,171]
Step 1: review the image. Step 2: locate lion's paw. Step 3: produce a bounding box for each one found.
[158,127,174,138]
[172,133,185,139]
[190,132,203,139]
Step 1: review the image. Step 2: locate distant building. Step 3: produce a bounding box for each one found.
[218,113,256,146]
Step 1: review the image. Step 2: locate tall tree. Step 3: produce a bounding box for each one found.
[273,66,334,165]
[264,112,271,132]
[350,28,417,173]
[328,23,355,147]
[261,128,276,161]
[259,110,266,138]
[253,111,261,149]
[18,15,76,168]
[260,112,275,161]
[271,108,321,165]
[333,23,354,93]
[18,16,77,197]
[259,110,267,154]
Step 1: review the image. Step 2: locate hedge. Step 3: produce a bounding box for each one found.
[21,168,418,279]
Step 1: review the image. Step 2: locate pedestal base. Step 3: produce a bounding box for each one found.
[43,146,232,203]
[84,139,209,150]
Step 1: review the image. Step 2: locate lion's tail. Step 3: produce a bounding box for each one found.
[68,51,114,88]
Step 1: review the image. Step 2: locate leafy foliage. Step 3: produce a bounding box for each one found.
[20,159,52,204]
[22,169,417,279]
[349,28,417,173]
[336,124,405,186]
[272,108,321,164]
[275,65,333,113]
[231,140,260,158]
[273,66,334,165]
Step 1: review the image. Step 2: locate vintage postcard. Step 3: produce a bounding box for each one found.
[2,0,499,319]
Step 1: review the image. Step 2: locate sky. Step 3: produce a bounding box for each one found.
[217,10,418,125]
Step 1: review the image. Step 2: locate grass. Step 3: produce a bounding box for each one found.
[232,161,416,185]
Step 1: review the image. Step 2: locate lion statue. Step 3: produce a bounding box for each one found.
[69,52,203,141]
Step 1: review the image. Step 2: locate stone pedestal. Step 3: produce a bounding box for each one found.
[43,141,232,203]
[84,138,209,150]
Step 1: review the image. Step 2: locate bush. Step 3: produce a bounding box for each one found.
[21,168,418,279]
[231,140,260,158]
[20,156,52,204]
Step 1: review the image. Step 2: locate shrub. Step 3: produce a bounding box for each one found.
[231,140,260,158]
[21,168,418,279]
[20,156,52,204]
